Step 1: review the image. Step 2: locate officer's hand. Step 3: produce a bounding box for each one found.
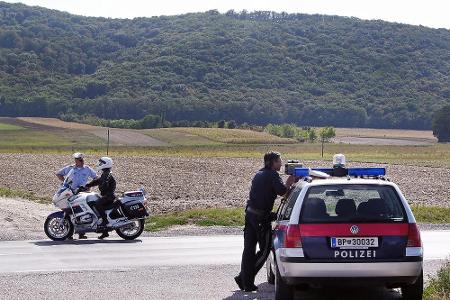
[270,212,278,221]
[285,175,296,188]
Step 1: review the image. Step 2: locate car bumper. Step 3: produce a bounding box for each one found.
[277,261,422,284]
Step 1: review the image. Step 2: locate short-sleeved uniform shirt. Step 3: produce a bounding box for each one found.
[56,165,97,189]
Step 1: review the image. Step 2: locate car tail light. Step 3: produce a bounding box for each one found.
[407,223,422,247]
[283,224,302,248]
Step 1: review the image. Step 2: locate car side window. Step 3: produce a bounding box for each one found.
[279,187,302,221]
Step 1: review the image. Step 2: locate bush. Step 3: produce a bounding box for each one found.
[433,105,450,142]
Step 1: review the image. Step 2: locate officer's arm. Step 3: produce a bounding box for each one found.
[56,166,69,182]
[273,172,288,196]
[85,177,101,188]
[90,168,98,180]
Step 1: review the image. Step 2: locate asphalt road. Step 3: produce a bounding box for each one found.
[0,231,448,300]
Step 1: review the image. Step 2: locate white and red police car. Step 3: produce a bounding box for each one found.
[266,155,423,300]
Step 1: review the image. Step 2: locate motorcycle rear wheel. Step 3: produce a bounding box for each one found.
[115,219,145,240]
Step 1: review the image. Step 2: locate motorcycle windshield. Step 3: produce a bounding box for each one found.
[57,185,69,195]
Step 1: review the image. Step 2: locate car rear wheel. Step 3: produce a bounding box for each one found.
[266,255,275,284]
[275,263,294,300]
[401,271,423,300]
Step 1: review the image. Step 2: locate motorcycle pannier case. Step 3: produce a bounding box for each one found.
[122,201,148,219]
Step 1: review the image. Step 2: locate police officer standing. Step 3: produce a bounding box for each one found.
[235,151,295,292]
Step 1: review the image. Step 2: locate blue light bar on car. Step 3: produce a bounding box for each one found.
[347,168,386,176]
[294,168,310,177]
[294,167,386,177]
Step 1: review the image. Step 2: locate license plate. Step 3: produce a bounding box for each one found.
[331,237,378,249]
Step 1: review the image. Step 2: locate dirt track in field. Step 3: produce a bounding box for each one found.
[14,117,168,147]
[0,154,449,213]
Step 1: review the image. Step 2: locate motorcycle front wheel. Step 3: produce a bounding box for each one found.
[116,219,145,240]
[44,213,74,241]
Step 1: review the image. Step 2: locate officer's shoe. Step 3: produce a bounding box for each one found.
[234,275,244,290]
[98,232,109,239]
[243,284,258,292]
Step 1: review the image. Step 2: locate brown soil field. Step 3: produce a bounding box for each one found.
[0,154,448,214]
[334,127,437,145]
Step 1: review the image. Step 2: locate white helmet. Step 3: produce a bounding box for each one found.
[73,152,84,160]
[97,157,113,171]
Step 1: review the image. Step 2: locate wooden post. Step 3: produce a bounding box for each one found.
[321,135,324,158]
[106,128,110,155]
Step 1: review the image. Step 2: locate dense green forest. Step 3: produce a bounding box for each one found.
[0,2,449,129]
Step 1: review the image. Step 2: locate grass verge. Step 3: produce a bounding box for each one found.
[145,208,245,231]
[424,262,450,300]
[411,205,450,224]
[144,205,450,232]
[0,187,50,204]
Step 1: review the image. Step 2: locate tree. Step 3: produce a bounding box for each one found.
[432,105,450,142]
[319,127,336,142]
[227,120,237,129]
[217,120,226,128]
[307,128,317,143]
[140,114,163,129]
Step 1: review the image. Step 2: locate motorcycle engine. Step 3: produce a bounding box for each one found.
[75,213,94,225]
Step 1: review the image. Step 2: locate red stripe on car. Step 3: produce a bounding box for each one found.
[299,223,409,237]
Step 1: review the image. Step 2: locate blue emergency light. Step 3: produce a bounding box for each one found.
[347,167,386,177]
[294,167,386,177]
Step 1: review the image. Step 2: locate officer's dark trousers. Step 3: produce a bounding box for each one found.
[239,211,272,288]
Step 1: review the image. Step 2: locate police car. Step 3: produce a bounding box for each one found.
[266,155,423,300]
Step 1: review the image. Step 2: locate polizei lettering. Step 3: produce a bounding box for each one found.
[334,250,377,258]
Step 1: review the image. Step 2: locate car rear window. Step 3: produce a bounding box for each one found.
[299,184,406,223]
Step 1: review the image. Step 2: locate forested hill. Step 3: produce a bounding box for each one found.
[0,2,449,129]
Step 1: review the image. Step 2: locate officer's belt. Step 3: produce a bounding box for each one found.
[246,206,269,217]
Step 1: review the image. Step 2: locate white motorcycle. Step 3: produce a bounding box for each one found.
[44,170,149,241]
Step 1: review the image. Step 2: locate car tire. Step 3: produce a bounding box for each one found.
[401,271,423,300]
[275,262,294,300]
[266,255,275,285]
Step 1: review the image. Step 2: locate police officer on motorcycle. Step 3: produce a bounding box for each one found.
[235,151,295,292]
[56,152,97,239]
[82,157,116,240]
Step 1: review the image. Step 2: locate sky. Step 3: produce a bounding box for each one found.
[3,0,450,29]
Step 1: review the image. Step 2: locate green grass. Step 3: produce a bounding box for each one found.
[0,122,25,130]
[146,127,296,144]
[424,262,450,300]
[0,187,50,204]
[145,208,245,231]
[411,205,450,224]
[0,127,103,149]
[144,205,450,232]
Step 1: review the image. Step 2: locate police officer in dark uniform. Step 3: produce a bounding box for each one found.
[235,151,295,292]
[83,156,116,240]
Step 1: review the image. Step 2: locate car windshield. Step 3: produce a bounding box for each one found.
[299,184,406,223]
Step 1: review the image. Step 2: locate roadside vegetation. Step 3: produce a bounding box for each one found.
[144,206,450,232]
[144,208,244,231]
[424,262,450,300]
[0,187,49,204]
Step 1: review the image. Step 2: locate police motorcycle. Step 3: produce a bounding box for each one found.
[44,169,149,241]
